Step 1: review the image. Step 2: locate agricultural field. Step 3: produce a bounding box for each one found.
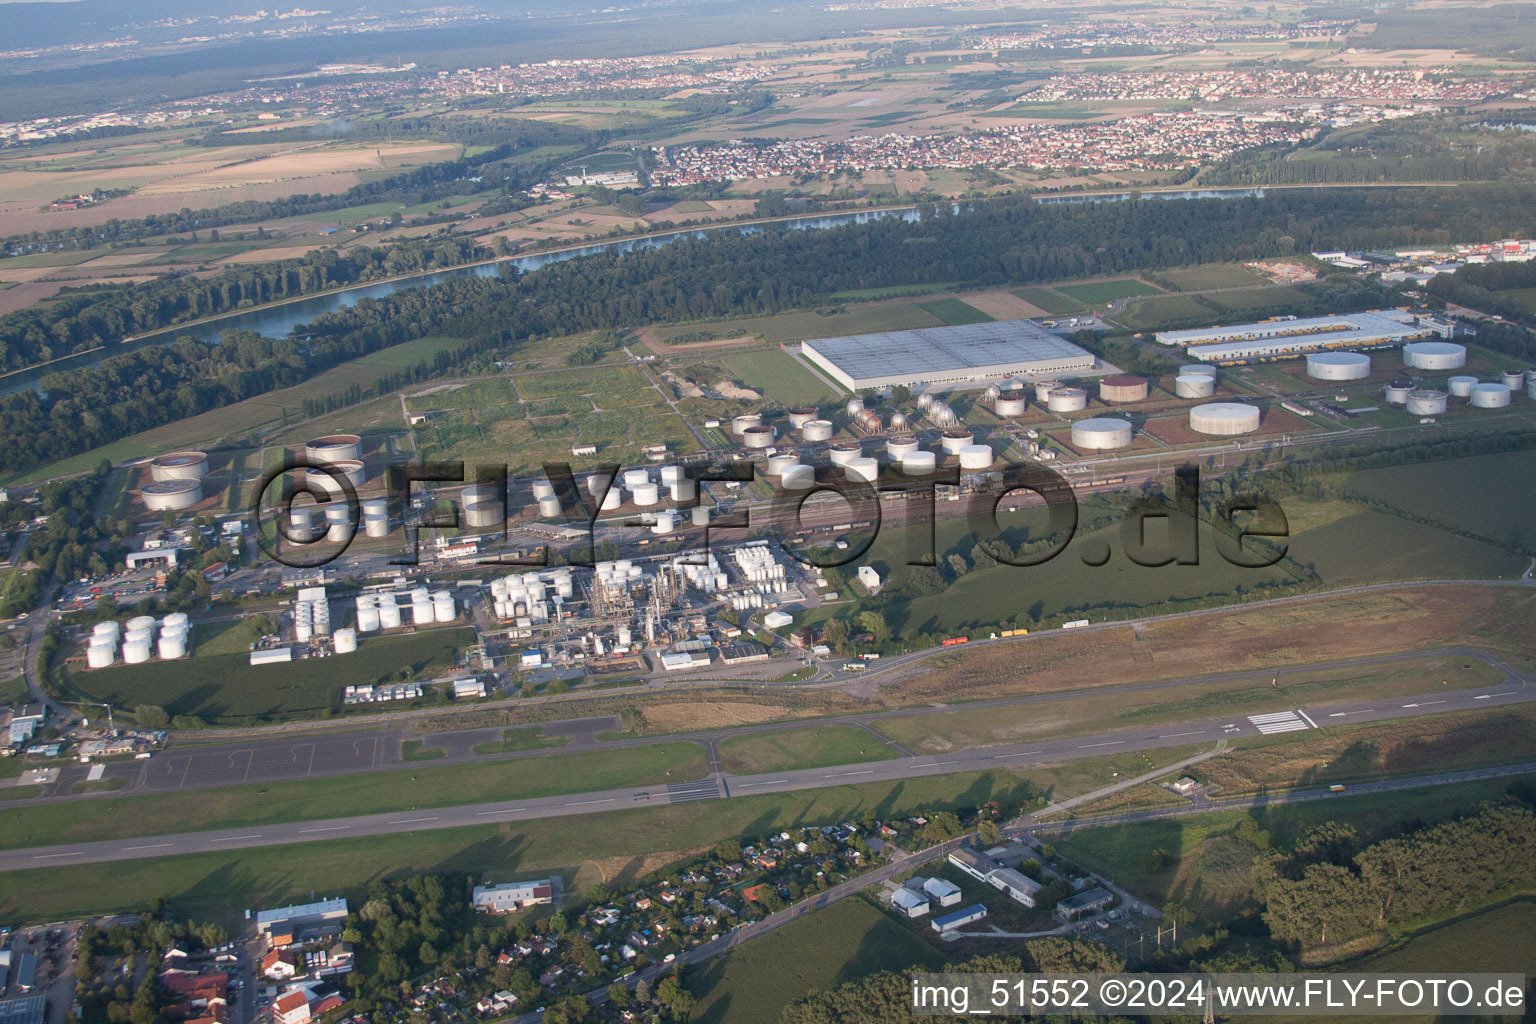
[1339,449,1536,553]
[1287,509,1529,587]
[59,627,475,723]
[649,300,944,347]
[720,348,837,406]
[1202,284,1307,312]
[1009,286,1087,314]
[1054,278,1161,305]
[717,725,898,774]
[1113,293,1216,330]
[687,895,948,1024]
[915,297,994,325]
[1149,263,1270,291]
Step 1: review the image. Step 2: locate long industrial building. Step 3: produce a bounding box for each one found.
[799,320,1098,391]
[1154,310,1433,363]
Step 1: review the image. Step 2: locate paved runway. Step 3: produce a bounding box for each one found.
[0,673,1529,872]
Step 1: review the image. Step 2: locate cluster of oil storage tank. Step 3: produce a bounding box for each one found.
[490,571,574,624]
[673,552,729,594]
[916,392,960,426]
[1175,364,1217,399]
[86,613,191,668]
[730,544,787,610]
[1396,372,1527,410]
[294,593,331,642]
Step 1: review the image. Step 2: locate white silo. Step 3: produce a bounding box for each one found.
[365,514,390,538]
[781,464,815,490]
[845,457,879,483]
[1175,375,1215,399]
[1469,382,1512,408]
[1406,389,1448,416]
[333,628,358,654]
[295,619,314,643]
[1447,376,1478,398]
[900,450,937,476]
[801,419,834,442]
[432,591,456,622]
[692,505,711,527]
[652,511,676,535]
[325,505,353,544]
[379,600,402,630]
[1046,387,1088,412]
[958,444,993,470]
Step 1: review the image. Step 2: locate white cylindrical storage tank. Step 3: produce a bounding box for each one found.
[1034,381,1060,403]
[652,511,676,535]
[939,429,973,454]
[631,482,660,507]
[1072,417,1134,450]
[1406,389,1448,416]
[788,407,817,428]
[957,444,993,470]
[994,391,1027,417]
[1402,341,1466,370]
[1501,370,1525,391]
[828,442,861,466]
[411,595,434,625]
[535,495,561,518]
[1469,382,1512,408]
[361,496,388,517]
[357,604,380,633]
[669,479,695,503]
[900,450,937,476]
[93,619,120,636]
[800,419,834,442]
[1447,375,1478,398]
[163,612,189,631]
[304,434,362,463]
[691,505,710,527]
[530,480,556,500]
[765,453,797,477]
[1098,375,1149,403]
[781,464,815,490]
[158,633,187,660]
[149,451,209,482]
[587,473,613,497]
[886,434,919,459]
[126,615,156,632]
[324,505,353,544]
[1384,381,1414,405]
[122,638,151,664]
[365,514,390,538]
[1180,364,1217,381]
[1527,368,1536,387]
[306,461,364,500]
[659,465,684,487]
[333,628,358,654]
[845,457,879,483]
[141,479,202,511]
[86,644,116,669]
[741,425,776,449]
[287,506,318,541]
[1189,402,1261,435]
[432,591,456,622]
[622,468,651,490]
[731,413,763,436]
[1175,374,1216,399]
[379,602,402,630]
[1306,352,1371,381]
[600,488,621,511]
[1530,380,1536,400]
[1047,387,1088,412]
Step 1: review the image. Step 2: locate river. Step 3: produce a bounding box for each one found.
[3,186,1267,394]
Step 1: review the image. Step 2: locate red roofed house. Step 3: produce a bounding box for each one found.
[273,992,311,1024]
[741,884,770,904]
[311,994,344,1017]
[262,952,297,981]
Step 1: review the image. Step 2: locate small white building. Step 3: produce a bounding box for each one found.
[472,880,555,914]
[857,566,882,595]
[921,877,963,908]
[763,610,793,629]
[889,887,930,919]
[452,678,486,699]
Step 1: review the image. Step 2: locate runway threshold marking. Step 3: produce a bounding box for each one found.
[1248,711,1310,735]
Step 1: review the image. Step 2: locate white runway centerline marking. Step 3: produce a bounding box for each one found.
[299,825,351,833]
[387,817,439,824]
[210,835,262,843]
[475,808,527,816]
[124,843,173,851]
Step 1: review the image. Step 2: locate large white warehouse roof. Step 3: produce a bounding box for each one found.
[800,319,1098,391]
[1155,310,1430,362]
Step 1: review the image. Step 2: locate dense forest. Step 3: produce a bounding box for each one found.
[1426,258,1536,326]
[6,184,1536,473]
[0,236,488,371]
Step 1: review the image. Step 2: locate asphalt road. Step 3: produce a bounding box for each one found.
[13,645,1525,802]
[0,662,1529,871]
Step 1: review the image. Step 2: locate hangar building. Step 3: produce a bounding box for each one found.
[799,320,1098,392]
